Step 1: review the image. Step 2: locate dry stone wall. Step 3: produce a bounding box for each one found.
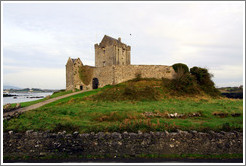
[3,130,242,160]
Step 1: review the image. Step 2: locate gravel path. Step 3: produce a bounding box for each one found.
[3,90,88,117]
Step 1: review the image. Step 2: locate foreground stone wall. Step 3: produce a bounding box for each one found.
[3,130,243,158]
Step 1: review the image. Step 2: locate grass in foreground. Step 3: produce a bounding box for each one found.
[4,94,243,133]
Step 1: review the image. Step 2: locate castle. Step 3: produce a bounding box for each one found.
[66,35,176,91]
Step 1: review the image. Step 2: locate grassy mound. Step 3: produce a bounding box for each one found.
[89,63,221,101]
[89,77,219,102]
[91,79,163,101]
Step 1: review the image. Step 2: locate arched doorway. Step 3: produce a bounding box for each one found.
[80,85,83,90]
[92,78,99,89]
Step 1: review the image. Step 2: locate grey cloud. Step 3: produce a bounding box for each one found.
[3,2,244,88]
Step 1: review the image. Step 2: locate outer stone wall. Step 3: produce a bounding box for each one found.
[89,65,176,89]
[74,65,176,90]
[93,66,114,88]
[3,131,243,160]
[114,65,176,85]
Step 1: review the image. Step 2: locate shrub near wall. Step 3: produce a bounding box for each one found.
[169,73,200,95]
[172,63,189,74]
[169,63,200,95]
[170,64,220,97]
[190,67,220,97]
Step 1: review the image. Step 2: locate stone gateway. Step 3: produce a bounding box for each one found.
[66,35,176,91]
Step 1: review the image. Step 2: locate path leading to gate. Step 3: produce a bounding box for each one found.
[3,90,88,117]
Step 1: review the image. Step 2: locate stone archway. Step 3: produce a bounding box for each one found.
[92,78,99,89]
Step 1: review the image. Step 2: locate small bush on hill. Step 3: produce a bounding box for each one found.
[190,66,220,97]
[163,71,200,95]
[190,67,211,85]
[172,63,189,74]
[134,72,142,82]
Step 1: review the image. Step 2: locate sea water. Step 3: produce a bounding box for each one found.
[3,92,54,105]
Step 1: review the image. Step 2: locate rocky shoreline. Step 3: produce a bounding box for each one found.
[3,94,18,97]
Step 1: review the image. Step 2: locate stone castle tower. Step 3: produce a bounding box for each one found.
[95,35,131,67]
[65,58,83,90]
[66,35,176,91]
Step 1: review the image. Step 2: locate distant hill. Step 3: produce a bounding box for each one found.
[3,85,21,90]
[218,86,243,99]
[217,86,243,93]
[3,86,56,93]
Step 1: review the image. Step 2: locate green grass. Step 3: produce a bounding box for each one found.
[3,80,243,133]
[4,93,243,133]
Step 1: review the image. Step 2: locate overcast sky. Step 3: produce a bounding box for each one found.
[2,1,245,89]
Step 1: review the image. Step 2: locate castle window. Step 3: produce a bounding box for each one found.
[103,61,106,67]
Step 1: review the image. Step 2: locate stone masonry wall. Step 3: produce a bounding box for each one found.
[77,65,176,90]
[93,66,114,88]
[72,60,84,90]
[66,60,74,90]
[90,65,176,89]
[95,44,130,67]
[114,65,176,85]
[3,131,243,159]
[95,44,116,67]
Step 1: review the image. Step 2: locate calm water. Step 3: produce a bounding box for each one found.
[3,92,53,105]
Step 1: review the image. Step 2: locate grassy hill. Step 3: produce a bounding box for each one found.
[3,78,243,133]
[88,78,219,102]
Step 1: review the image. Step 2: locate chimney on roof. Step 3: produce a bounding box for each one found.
[118,37,121,42]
